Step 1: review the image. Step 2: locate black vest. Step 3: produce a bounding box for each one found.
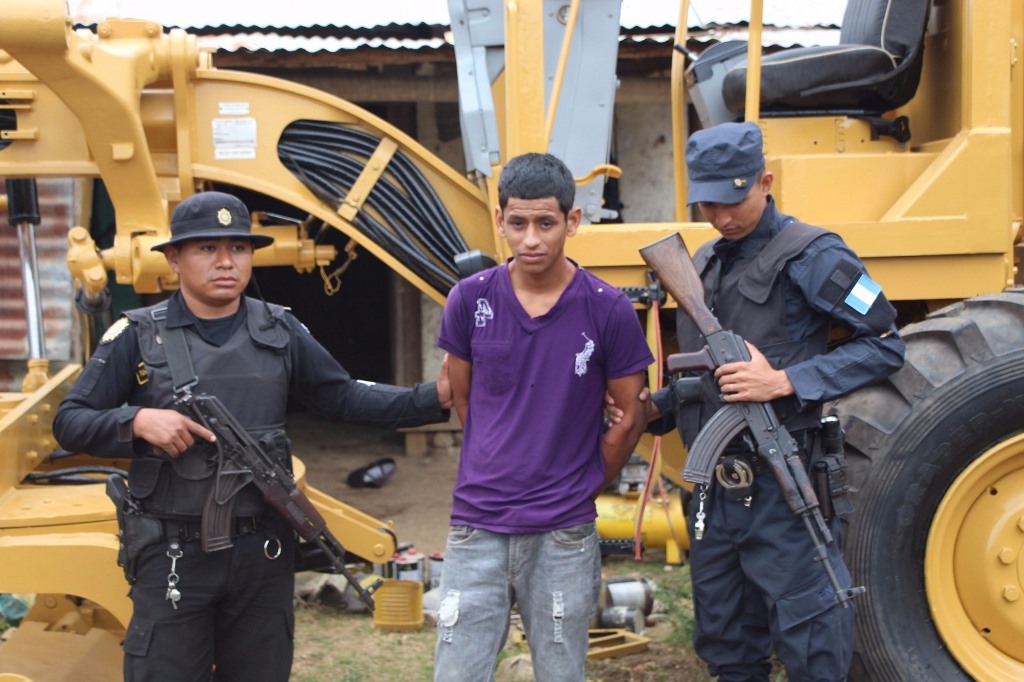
[124,298,292,518]
[674,222,831,444]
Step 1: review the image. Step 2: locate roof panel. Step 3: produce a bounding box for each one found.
[69,0,848,31]
[195,33,448,53]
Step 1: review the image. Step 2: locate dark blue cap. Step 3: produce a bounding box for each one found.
[685,121,765,205]
[151,191,274,252]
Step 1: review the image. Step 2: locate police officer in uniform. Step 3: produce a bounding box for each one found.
[647,122,905,681]
[54,191,453,682]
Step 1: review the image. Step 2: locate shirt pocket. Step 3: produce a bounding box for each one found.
[472,340,515,394]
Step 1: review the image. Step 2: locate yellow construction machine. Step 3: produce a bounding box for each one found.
[0,0,1020,680]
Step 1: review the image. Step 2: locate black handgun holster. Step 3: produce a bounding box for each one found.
[809,417,853,522]
[107,477,164,584]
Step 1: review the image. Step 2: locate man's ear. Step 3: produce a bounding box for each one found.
[164,246,180,274]
[495,205,506,238]
[566,206,582,237]
[759,170,774,196]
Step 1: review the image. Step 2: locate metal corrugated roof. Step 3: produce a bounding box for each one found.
[195,33,449,53]
[634,0,847,29]
[200,26,838,56]
[626,26,840,50]
[69,0,847,31]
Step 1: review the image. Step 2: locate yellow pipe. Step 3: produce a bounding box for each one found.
[744,0,765,126]
[596,492,689,565]
[543,0,581,150]
[671,0,691,222]
[504,0,546,156]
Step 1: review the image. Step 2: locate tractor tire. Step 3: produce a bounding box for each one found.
[833,290,1024,681]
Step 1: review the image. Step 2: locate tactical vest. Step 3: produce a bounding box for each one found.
[124,298,292,518]
[674,222,832,444]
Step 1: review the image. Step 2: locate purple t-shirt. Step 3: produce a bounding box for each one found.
[438,261,654,533]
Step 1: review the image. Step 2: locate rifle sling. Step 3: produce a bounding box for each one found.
[152,306,199,395]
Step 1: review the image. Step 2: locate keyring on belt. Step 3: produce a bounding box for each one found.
[264,537,282,560]
[715,456,755,490]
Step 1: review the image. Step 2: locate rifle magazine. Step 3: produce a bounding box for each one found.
[684,403,747,485]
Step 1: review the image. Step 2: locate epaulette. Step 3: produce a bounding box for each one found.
[100,317,131,344]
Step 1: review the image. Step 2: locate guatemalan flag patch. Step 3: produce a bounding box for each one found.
[845,274,881,314]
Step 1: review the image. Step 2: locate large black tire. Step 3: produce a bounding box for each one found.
[833,290,1024,681]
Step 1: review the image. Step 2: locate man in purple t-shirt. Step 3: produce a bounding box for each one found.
[433,153,653,681]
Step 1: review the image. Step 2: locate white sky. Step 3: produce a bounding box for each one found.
[67,0,848,30]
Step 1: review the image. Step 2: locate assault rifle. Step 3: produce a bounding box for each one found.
[176,392,382,611]
[639,232,864,607]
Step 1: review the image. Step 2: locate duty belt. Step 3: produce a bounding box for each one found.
[158,515,266,543]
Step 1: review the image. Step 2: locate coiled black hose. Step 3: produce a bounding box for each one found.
[278,120,470,293]
[26,465,128,485]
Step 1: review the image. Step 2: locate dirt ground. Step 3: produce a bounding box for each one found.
[288,410,458,556]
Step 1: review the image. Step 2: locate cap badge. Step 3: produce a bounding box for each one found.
[217,208,232,226]
[733,178,748,188]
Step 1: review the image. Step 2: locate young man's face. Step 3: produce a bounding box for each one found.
[496,196,580,276]
[165,238,253,317]
[696,170,773,241]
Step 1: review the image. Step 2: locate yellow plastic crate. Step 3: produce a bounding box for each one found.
[372,579,424,633]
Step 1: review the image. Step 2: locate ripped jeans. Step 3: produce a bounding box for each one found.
[433,523,601,682]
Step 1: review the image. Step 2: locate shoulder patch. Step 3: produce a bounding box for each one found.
[100,317,130,344]
[816,259,861,308]
[844,273,882,314]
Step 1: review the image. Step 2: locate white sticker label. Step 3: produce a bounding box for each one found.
[215,147,256,160]
[212,118,257,160]
[218,102,250,116]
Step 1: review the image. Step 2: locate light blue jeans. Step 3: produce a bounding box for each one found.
[433,523,602,682]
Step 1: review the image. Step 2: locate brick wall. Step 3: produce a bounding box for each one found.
[0,179,76,391]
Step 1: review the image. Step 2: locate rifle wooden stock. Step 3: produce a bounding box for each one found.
[639,232,720,336]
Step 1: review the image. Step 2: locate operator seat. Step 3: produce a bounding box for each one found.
[720,0,931,115]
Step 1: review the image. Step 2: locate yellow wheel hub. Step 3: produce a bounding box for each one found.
[927,432,1024,680]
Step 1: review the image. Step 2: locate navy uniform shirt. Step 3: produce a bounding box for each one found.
[54,291,448,458]
[653,196,905,422]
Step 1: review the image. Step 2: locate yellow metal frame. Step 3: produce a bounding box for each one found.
[0,8,496,303]
[0,0,1016,302]
[668,0,1022,300]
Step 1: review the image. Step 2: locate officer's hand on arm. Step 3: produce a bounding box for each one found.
[715,341,794,403]
[132,407,216,458]
[436,353,454,410]
[604,386,652,425]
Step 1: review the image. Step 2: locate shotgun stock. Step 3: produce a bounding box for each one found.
[639,232,864,607]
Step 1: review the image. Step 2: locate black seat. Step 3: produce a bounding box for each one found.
[720,0,931,114]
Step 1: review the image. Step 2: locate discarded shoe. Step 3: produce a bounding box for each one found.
[346,457,396,488]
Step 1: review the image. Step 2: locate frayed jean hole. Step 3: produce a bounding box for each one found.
[438,590,460,627]
[552,591,565,619]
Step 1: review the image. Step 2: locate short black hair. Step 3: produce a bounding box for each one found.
[497,153,576,215]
